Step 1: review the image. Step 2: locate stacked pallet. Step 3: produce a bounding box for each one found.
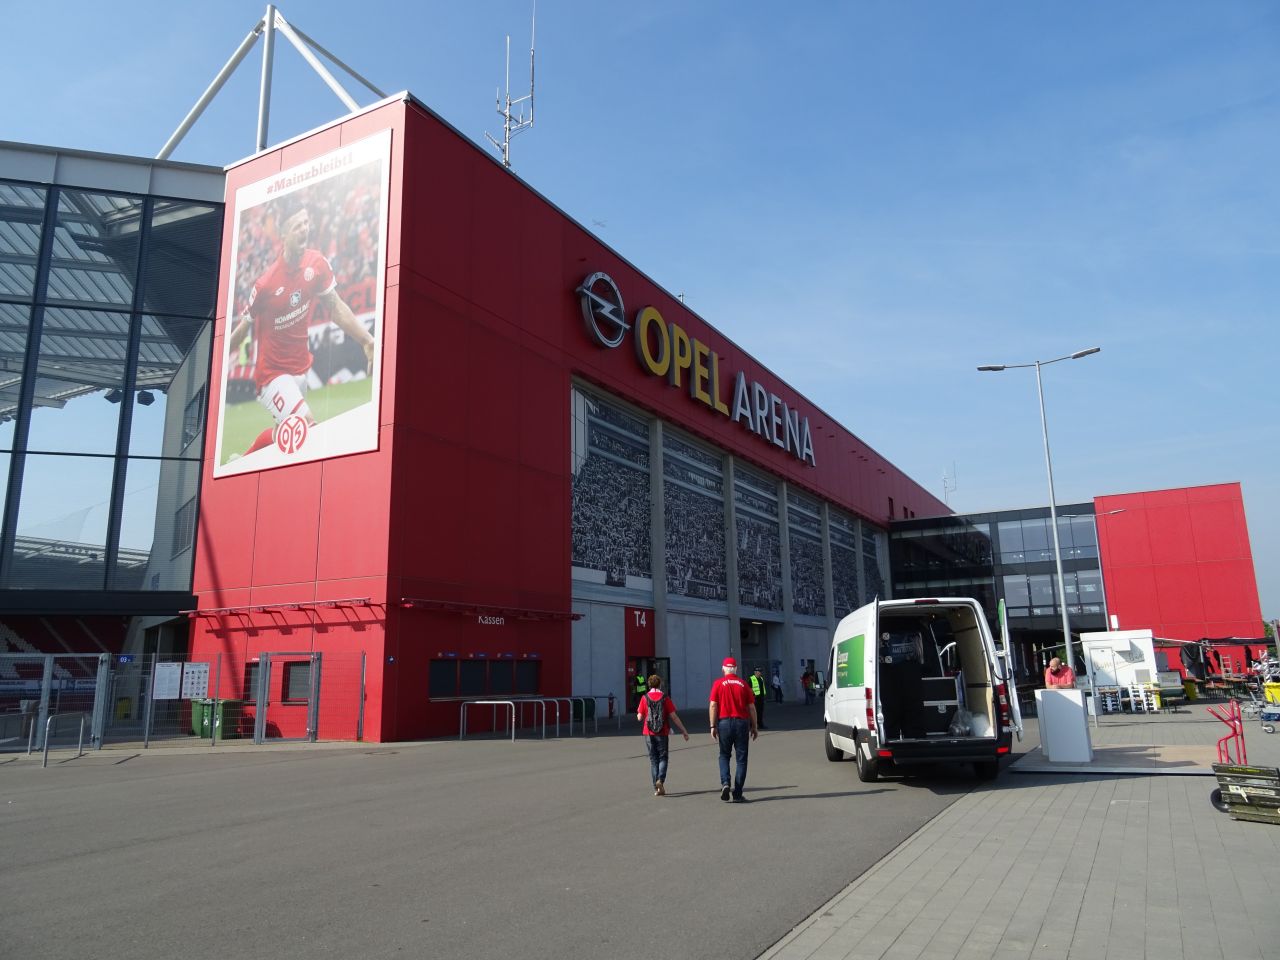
[1211,764,1280,825]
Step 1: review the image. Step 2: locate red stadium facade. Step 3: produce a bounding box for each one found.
[1095,482,1264,656]
[188,96,948,742]
[1095,482,1262,641]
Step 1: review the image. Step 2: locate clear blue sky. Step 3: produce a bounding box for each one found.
[5,1,1277,619]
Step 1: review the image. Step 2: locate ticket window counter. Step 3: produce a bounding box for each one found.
[628,657,670,710]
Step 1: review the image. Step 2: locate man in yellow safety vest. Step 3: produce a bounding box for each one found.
[750,667,768,729]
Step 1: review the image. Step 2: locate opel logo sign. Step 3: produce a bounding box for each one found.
[576,272,629,349]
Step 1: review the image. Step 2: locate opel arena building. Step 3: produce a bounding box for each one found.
[0,95,948,744]
[2,95,1266,746]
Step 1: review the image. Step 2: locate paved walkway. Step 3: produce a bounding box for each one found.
[762,705,1280,960]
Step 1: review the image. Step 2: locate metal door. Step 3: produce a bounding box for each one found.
[253,652,321,743]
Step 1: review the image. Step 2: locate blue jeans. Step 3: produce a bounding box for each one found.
[645,734,669,785]
[717,717,750,796]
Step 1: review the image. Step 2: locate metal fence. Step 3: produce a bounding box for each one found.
[1,651,366,752]
[0,653,108,753]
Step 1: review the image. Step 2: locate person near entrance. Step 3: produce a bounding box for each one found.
[749,667,769,729]
[709,657,758,803]
[633,669,648,711]
[771,668,783,703]
[1044,657,1077,689]
[637,675,689,796]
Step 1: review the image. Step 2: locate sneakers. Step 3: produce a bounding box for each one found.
[655,781,665,796]
[721,785,731,802]
[732,794,750,803]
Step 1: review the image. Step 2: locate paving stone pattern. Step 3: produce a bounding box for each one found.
[762,709,1280,960]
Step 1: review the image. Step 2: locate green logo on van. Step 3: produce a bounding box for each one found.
[835,634,864,687]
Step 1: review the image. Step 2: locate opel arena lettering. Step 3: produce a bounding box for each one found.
[584,274,815,466]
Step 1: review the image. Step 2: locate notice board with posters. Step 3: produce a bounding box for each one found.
[152,662,183,700]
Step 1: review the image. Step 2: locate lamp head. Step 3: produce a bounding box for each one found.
[976,364,1005,372]
[1070,347,1101,360]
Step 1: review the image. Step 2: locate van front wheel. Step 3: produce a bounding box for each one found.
[824,728,847,762]
[856,746,880,782]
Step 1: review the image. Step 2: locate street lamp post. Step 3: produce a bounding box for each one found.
[978,347,1100,675]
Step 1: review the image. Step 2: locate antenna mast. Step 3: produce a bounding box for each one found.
[942,463,957,505]
[485,2,536,168]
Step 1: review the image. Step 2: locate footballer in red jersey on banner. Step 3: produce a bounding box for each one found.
[214,130,390,477]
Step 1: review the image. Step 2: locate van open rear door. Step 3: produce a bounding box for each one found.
[996,599,1023,741]
[832,601,878,695]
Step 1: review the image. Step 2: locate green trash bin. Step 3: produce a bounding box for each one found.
[190,699,209,737]
[194,700,245,740]
[213,700,244,740]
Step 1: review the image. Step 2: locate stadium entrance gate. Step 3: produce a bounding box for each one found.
[628,656,670,711]
[741,619,783,686]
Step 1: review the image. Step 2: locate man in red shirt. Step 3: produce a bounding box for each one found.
[228,203,376,458]
[709,657,758,803]
[1044,657,1077,689]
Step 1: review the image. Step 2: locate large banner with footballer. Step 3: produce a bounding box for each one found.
[213,130,391,477]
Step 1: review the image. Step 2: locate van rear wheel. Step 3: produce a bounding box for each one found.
[856,746,880,782]
[824,728,847,762]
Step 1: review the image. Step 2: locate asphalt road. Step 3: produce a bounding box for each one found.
[1,703,1022,960]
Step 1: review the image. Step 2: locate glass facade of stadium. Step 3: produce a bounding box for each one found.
[0,141,223,653]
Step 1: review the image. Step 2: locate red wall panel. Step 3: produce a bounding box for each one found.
[250,462,324,586]
[459,452,521,596]
[1199,560,1261,622]
[1151,563,1205,625]
[514,469,570,603]
[393,282,473,443]
[1189,499,1246,561]
[1096,484,1263,641]
[1107,565,1161,627]
[315,428,394,583]
[192,472,258,595]
[1144,505,1196,564]
[388,432,470,590]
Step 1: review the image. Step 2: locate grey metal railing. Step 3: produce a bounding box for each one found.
[459,700,516,741]
[40,712,86,768]
[455,694,619,741]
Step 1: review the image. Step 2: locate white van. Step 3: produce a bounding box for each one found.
[823,597,1022,782]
